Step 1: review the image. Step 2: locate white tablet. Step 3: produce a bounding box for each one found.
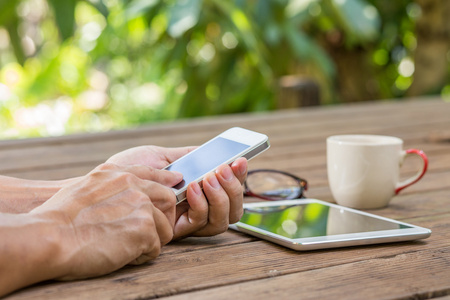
[229,199,431,251]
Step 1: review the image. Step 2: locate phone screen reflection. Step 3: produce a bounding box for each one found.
[167,137,249,190]
[240,203,411,239]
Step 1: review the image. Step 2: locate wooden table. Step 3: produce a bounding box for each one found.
[2,97,450,299]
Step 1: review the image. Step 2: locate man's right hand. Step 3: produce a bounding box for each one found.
[31,163,182,280]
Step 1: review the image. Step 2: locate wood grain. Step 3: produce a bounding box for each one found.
[2,97,450,299]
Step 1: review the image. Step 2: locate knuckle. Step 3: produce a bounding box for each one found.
[153,183,177,203]
[117,172,139,186]
[128,189,150,204]
[116,189,151,214]
[96,162,118,171]
[140,211,156,230]
[139,165,156,177]
[146,166,157,175]
[196,216,209,228]
[165,188,177,205]
[230,183,245,199]
[160,229,174,246]
[133,206,158,233]
[146,239,161,258]
[160,190,177,212]
[145,227,163,255]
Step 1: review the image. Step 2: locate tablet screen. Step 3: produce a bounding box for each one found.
[240,202,412,239]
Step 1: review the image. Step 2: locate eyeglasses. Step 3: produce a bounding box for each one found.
[243,169,308,201]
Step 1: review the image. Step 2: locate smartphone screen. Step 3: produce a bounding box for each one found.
[166,137,250,190]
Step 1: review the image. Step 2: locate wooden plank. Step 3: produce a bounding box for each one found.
[2,99,448,153]
[6,213,448,300]
[4,146,449,197]
[1,109,450,177]
[164,245,450,300]
[1,101,449,179]
[1,98,448,160]
[2,98,450,300]
[0,97,445,148]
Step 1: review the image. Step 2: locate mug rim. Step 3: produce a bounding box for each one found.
[327,134,403,146]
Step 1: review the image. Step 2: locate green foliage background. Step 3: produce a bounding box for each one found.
[0,0,448,139]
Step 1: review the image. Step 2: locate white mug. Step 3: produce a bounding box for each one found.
[327,135,428,209]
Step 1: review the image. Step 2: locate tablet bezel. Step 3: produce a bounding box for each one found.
[230,199,431,251]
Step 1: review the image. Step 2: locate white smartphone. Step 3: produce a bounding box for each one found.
[164,127,270,203]
[230,199,431,251]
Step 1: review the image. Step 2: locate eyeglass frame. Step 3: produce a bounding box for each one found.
[243,169,308,201]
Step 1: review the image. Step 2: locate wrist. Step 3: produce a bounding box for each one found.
[0,212,66,296]
[0,176,81,213]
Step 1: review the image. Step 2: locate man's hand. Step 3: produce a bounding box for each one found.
[0,145,247,297]
[173,158,247,239]
[106,146,248,239]
[31,163,181,280]
[107,145,196,169]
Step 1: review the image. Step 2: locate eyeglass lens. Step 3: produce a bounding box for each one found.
[246,171,302,200]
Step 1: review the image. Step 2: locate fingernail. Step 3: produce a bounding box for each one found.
[191,182,202,195]
[239,163,247,176]
[207,173,221,190]
[232,159,246,176]
[221,166,233,181]
[173,171,183,180]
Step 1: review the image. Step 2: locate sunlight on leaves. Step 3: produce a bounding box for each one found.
[0,0,447,139]
[168,0,201,38]
[330,0,380,44]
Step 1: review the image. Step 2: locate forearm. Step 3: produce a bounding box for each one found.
[0,176,81,213]
[0,212,65,297]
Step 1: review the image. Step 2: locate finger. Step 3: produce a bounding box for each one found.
[173,181,208,239]
[231,157,248,185]
[129,204,174,265]
[96,167,179,222]
[125,165,183,187]
[175,201,190,221]
[193,172,230,236]
[152,205,175,247]
[129,254,155,265]
[163,146,198,164]
[92,163,183,188]
[216,164,244,224]
[138,181,177,227]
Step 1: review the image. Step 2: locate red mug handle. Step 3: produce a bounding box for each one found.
[395,149,428,194]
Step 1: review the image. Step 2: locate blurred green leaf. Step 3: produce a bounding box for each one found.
[48,0,76,40]
[124,0,159,20]
[2,0,441,140]
[1,0,25,65]
[285,0,314,24]
[285,21,335,78]
[327,0,380,44]
[167,0,201,38]
[83,0,110,18]
[5,15,26,65]
[0,0,19,25]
